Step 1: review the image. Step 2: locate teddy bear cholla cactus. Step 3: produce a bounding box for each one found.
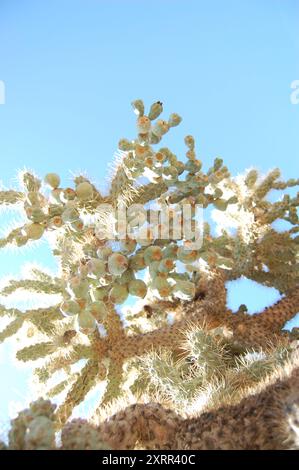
[0,100,298,445]
[1,352,299,450]
[97,353,299,450]
[0,397,109,450]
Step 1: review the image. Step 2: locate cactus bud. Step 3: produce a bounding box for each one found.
[47,205,62,219]
[87,258,106,276]
[163,244,178,259]
[186,149,196,160]
[63,188,76,200]
[92,286,109,301]
[167,153,178,165]
[61,207,79,223]
[50,216,63,228]
[177,247,199,263]
[163,166,178,179]
[60,300,80,317]
[15,234,29,247]
[168,113,182,127]
[117,268,135,285]
[131,99,145,116]
[159,147,171,158]
[76,182,93,200]
[97,246,113,261]
[121,238,137,254]
[108,253,129,276]
[185,159,202,174]
[158,258,175,273]
[109,284,129,304]
[213,188,223,199]
[118,139,133,151]
[244,169,258,187]
[227,196,238,205]
[135,143,151,159]
[137,116,151,134]
[83,243,96,258]
[25,223,45,240]
[77,311,96,334]
[184,135,195,150]
[152,276,172,297]
[148,260,160,278]
[70,219,84,232]
[213,199,228,211]
[128,279,147,298]
[44,173,60,189]
[78,263,89,277]
[88,301,107,322]
[152,120,169,137]
[173,280,195,300]
[51,188,63,203]
[213,158,223,171]
[176,161,185,175]
[148,101,163,120]
[150,133,162,144]
[155,151,166,164]
[145,156,155,168]
[26,207,46,223]
[129,253,146,271]
[144,246,163,265]
[27,191,41,205]
[69,277,89,298]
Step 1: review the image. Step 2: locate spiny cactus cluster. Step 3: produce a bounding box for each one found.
[0,398,109,450]
[0,100,298,449]
[1,354,299,450]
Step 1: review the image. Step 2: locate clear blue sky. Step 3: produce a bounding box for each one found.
[0,0,298,425]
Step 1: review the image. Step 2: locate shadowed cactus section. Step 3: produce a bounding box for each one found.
[1,354,299,449]
[0,100,298,448]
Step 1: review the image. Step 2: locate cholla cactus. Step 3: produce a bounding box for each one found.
[0,398,109,450]
[1,354,299,450]
[0,100,298,449]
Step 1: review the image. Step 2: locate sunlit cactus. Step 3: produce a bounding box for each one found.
[0,100,298,450]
